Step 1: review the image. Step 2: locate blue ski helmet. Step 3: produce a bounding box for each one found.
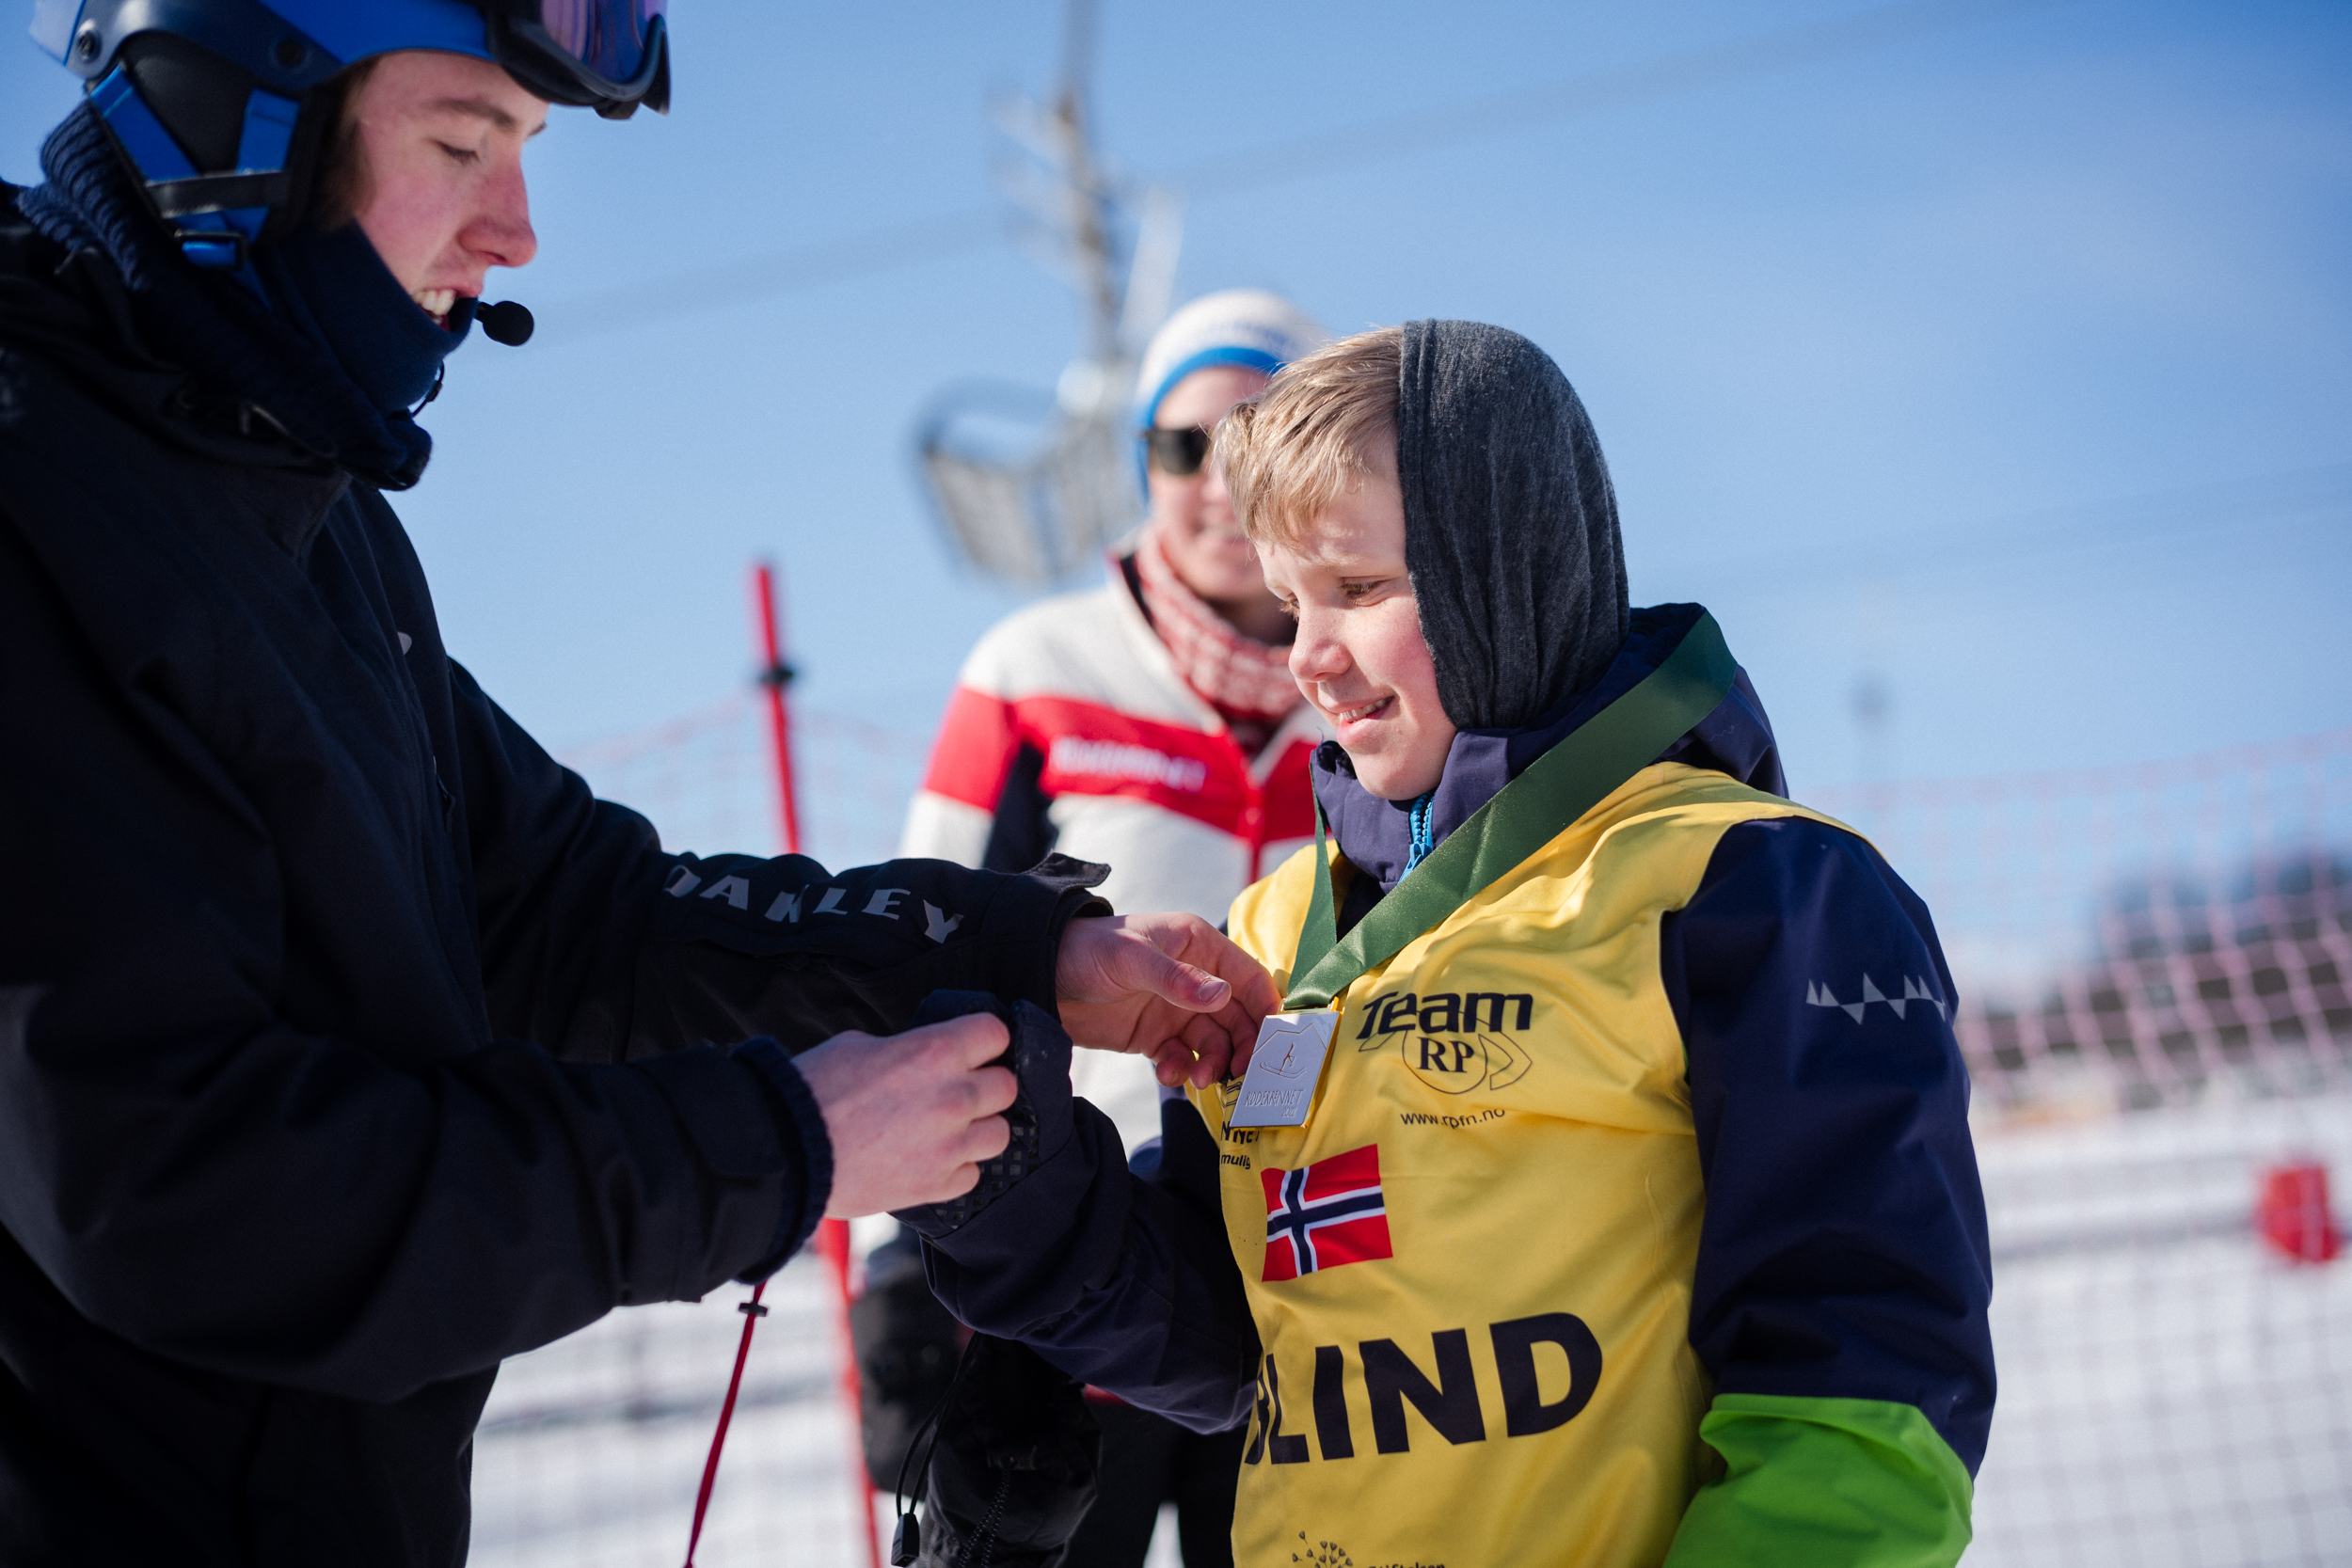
[25,0,668,269]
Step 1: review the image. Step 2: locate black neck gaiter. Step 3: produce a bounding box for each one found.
[1395,319,1629,731]
[17,103,463,489]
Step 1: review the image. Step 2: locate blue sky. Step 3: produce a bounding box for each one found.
[7,0,2347,800]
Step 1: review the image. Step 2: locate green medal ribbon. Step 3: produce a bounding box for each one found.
[1283,612,1739,1011]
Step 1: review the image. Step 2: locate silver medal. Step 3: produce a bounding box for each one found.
[1228,1011,1340,1129]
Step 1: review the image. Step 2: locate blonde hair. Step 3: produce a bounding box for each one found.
[1216,325,1401,546]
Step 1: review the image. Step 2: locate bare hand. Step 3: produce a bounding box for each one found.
[1055,913,1282,1088]
[792,1014,1018,1217]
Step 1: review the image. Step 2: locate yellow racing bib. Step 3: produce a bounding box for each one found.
[1191,763,1837,1568]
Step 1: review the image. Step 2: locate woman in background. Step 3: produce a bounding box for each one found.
[876,290,1332,1567]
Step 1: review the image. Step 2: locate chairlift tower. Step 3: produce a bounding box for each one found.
[915,0,1183,587]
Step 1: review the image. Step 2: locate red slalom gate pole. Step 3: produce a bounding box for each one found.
[752,561,803,860]
[750,560,882,1568]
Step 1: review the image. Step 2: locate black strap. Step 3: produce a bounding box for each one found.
[148,170,290,218]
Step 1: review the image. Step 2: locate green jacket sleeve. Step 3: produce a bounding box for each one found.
[1663,1394,1974,1567]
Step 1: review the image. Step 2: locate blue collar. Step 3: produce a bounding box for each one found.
[257,217,469,420]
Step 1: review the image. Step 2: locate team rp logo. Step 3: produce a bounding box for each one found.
[1262,1145,1392,1282]
[1401,1030,1530,1097]
[1353,988,1537,1098]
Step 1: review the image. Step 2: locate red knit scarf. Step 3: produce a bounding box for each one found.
[1132,527,1302,752]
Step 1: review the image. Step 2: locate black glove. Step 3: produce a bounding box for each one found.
[912,1335,1100,1568]
[892,991,1075,1239]
[853,1227,965,1491]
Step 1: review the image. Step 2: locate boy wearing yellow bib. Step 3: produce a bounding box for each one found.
[898,323,1993,1568]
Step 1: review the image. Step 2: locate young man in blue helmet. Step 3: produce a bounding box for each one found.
[888,290,1331,1567]
[0,6,1279,1563]
[890,325,1995,1566]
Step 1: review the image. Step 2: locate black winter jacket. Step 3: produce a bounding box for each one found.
[0,189,1102,1566]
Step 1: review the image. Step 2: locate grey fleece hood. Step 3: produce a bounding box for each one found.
[1397,320,1629,731]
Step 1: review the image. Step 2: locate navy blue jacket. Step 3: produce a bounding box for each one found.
[0,186,1104,1568]
[905,609,1996,1481]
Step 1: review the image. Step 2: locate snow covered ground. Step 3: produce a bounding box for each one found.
[469,1088,2352,1566]
[469,1259,875,1568]
[1968,1090,2352,1567]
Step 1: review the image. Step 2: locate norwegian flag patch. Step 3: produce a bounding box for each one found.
[1261,1144,1393,1282]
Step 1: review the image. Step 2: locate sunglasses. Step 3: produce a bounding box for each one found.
[1144,424,1214,478]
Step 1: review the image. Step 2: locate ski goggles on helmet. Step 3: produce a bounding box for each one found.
[1144,424,1214,478]
[484,0,669,118]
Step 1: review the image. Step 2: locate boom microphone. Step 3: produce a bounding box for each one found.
[477,300,535,347]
